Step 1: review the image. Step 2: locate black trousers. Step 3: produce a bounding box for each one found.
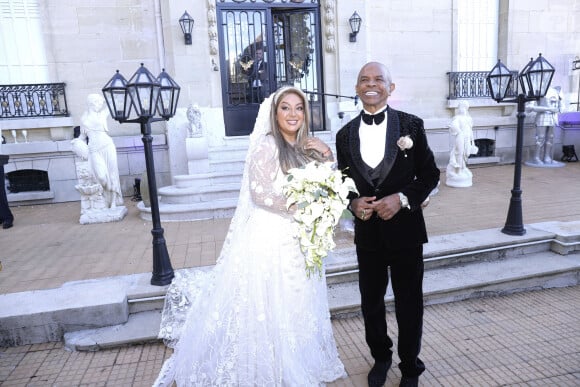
[249,86,264,103]
[356,244,425,377]
[0,165,14,223]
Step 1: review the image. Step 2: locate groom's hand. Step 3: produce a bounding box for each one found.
[370,194,401,221]
[352,196,376,221]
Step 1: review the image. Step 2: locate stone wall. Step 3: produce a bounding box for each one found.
[1,0,577,205]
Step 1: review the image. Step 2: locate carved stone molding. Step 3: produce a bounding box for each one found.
[208,0,218,56]
[323,0,335,53]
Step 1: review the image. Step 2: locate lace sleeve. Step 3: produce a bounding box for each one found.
[248,135,291,214]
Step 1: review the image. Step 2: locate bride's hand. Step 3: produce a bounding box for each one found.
[304,137,332,158]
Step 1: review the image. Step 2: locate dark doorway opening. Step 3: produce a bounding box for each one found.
[472,139,495,157]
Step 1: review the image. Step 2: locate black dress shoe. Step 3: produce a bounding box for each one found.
[368,359,391,387]
[2,220,13,229]
[399,376,419,387]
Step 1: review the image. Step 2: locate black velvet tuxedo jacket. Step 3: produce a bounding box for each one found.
[336,106,440,251]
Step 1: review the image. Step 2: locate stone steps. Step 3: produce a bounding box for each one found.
[63,249,580,351]
[2,221,578,350]
[138,197,239,221]
[158,182,241,205]
[144,133,335,221]
[172,171,242,188]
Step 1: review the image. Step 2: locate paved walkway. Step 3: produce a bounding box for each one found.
[1,162,579,386]
[0,286,578,386]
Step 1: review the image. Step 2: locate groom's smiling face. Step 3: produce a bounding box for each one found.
[356,62,395,114]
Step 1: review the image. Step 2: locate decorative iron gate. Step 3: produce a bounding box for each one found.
[217,1,323,136]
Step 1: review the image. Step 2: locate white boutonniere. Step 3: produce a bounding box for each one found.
[397,135,413,157]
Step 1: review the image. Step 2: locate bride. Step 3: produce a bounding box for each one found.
[153,86,346,386]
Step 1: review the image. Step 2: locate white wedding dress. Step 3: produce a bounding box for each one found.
[153,99,346,386]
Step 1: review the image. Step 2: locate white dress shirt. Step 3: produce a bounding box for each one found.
[359,106,388,168]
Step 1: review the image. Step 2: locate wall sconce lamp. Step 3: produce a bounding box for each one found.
[349,11,362,42]
[179,11,194,45]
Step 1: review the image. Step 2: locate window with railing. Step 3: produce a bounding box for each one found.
[0,83,69,118]
[447,71,518,100]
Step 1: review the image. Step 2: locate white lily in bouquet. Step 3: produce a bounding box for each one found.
[283,161,358,277]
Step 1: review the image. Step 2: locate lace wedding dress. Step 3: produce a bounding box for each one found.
[153,98,346,386]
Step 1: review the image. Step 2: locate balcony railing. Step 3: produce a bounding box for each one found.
[447,71,519,100]
[0,83,69,119]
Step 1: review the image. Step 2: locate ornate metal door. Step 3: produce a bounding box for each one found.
[217,1,322,136]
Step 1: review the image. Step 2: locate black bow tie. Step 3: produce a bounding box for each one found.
[361,110,386,125]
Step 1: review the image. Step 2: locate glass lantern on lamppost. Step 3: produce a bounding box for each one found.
[101,70,132,120]
[102,63,180,286]
[157,69,181,119]
[486,53,554,236]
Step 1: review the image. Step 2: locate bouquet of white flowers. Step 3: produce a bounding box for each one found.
[283,161,358,277]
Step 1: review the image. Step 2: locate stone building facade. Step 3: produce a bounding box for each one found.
[1,0,579,209]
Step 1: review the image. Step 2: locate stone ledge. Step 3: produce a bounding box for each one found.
[0,279,129,347]
[7,190,55,202]
[0,117,75,131]
[467,156,501,165]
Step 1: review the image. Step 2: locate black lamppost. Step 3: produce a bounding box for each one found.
[102,64,180,285]
[486,53,554,236]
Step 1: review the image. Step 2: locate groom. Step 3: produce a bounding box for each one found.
[336,62,440,387]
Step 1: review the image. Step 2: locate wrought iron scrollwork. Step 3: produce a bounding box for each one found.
[447,71,518,100]
[0,83,69,119]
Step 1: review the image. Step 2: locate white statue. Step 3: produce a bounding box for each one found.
[77,93,123,208]
[446,101,478,187]
[186,103,203,137]
[525,86,565,167]
[71,94,127,224]
[185,103,210,174]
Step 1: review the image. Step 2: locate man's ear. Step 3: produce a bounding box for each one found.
[389,83,396,95]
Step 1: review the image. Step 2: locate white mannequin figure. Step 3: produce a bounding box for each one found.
[525,86,565,168]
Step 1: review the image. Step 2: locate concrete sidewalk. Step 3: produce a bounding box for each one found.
[0,286,578,386]
[0,162,579,386]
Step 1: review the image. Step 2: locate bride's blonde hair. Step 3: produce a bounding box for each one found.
[268,86,326,173]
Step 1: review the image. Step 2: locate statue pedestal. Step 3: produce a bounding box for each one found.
[74,159,128,224]
[524,160,565,168]
[186,136,210,174]
[79,206,128,225]
[445,164,473,188]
